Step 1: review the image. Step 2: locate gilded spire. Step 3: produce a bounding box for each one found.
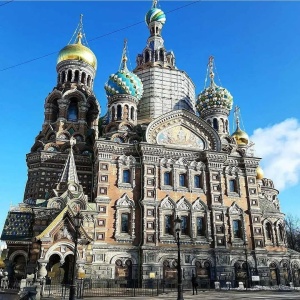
[234,105,241,129]
[208,56,215,87]
[152,0,158,8]
[120,39,128,71]
[76,14,83,44]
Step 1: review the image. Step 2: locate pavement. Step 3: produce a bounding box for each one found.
[41,290,300,300]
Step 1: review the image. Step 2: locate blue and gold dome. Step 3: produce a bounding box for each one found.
[196,56,233,114]
[145,1,166,26]
[105,45,143,100]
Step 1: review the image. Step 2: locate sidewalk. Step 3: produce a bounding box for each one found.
[41,289,300,300]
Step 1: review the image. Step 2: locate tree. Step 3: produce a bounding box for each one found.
[285,214,300,252]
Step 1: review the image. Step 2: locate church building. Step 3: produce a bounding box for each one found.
[2,1,299,287]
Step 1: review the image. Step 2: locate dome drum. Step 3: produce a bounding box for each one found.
[107,94,140,105]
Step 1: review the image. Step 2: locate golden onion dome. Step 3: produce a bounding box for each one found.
[231,126,249,146]
[256,165,264,180]
[57,33,97,70]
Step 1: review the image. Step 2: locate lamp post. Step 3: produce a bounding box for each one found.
[69,212,83,300]
[174,215,184,300]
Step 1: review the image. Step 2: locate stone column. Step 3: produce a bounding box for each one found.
[37,260,48,279]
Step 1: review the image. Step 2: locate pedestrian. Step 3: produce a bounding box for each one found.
[192,273,198,295]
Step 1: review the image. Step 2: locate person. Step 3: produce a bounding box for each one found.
[191,273,198,295]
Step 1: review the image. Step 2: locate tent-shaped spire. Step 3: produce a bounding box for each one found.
[59,137,79,184]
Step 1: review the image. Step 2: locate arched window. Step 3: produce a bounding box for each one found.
[81,72,86,84]
[67,70,72,81]
[117,105,122,120]
[266,223,272,240]
[130,107,135,121]
[278,224,284,241]
[164,172,171,185]
[51,99,59,123]
[213,118,219,131]
[181,215,189,235]
[87,75,91,87]
[74,70,79,82]
[57,73,60,84]
[62,71,66,83]
[196,216,206,236]
[123,170,130,183]
[233,220,242,239]
[124,105,129,120]
[164,215,172,234]
[160,49,164,61]
[145,51,150,63]
[229,179,237,192]
[111,106,116,121]
[194,175,201,188]
[225,120,229,133]
[67,98,78,121]
[121,213,130,233]
[179,174,186,187]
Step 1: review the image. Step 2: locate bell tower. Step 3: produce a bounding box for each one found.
[24,15,100,202]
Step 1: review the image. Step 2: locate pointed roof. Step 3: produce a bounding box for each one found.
[59,137,79,184]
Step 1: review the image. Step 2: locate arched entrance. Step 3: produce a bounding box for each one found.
[60,254,74,284]
[234,261,249,288]
[163,260,177,280]
[195,261,210,279]
[47,254,64,284]
[12,254,26,280]
[115,259,132,280]
[269,262,280,286]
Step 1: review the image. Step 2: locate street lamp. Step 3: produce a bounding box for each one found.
[174,215,184,300]
[69,212,83,300]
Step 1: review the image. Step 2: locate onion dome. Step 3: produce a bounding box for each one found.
[145,0,166,26]
[105,41,143,100]
[231,126,249,146]
[57,33,97,70]
[196,56,233,114]
[256,165,264,180]
[57,15,97,70]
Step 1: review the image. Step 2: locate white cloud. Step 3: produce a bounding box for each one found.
[251,118,300,190]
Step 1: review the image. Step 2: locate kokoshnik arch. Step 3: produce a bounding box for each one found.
[1,0,299,287]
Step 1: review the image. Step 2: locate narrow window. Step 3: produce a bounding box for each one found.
[194,175,201,188]
[179,174,186,187]
[233,220,242,239]
[62,71,66,83]
[117,105,122,120]
[213,118,219,131]
[164,172,171,185]
[67,70,72,81]
[87,75,91,87]
[111,107,116,121]
[121,213,129,233]
[81,72,86,84]
[145,51,150,63]
[229,179,236,192]
[74,70,79,82]
[123,170,130,183]
[165,215,172,234]
[279,224,284,241]
[266,223,272,240]
[197,217,205,236]
[181,216,188,235]
[130,107,134,121]
[67,99,78,122]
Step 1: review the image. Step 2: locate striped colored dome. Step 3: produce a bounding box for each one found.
[145,7,166,26]
[105,69,143,100]
[196,84,233,113]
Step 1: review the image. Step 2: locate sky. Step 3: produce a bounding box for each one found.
[0,0,300,232]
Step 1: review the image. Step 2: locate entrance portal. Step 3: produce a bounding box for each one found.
[60,254,74,284]
[47,254,64,284]
[115,259,132,280]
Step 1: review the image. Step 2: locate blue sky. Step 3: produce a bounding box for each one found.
[0,1,300,231]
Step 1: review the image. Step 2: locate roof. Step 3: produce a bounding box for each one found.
[1,212,33,241]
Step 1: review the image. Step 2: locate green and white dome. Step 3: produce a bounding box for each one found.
[105,56,143,100]
[145,6,166,26]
